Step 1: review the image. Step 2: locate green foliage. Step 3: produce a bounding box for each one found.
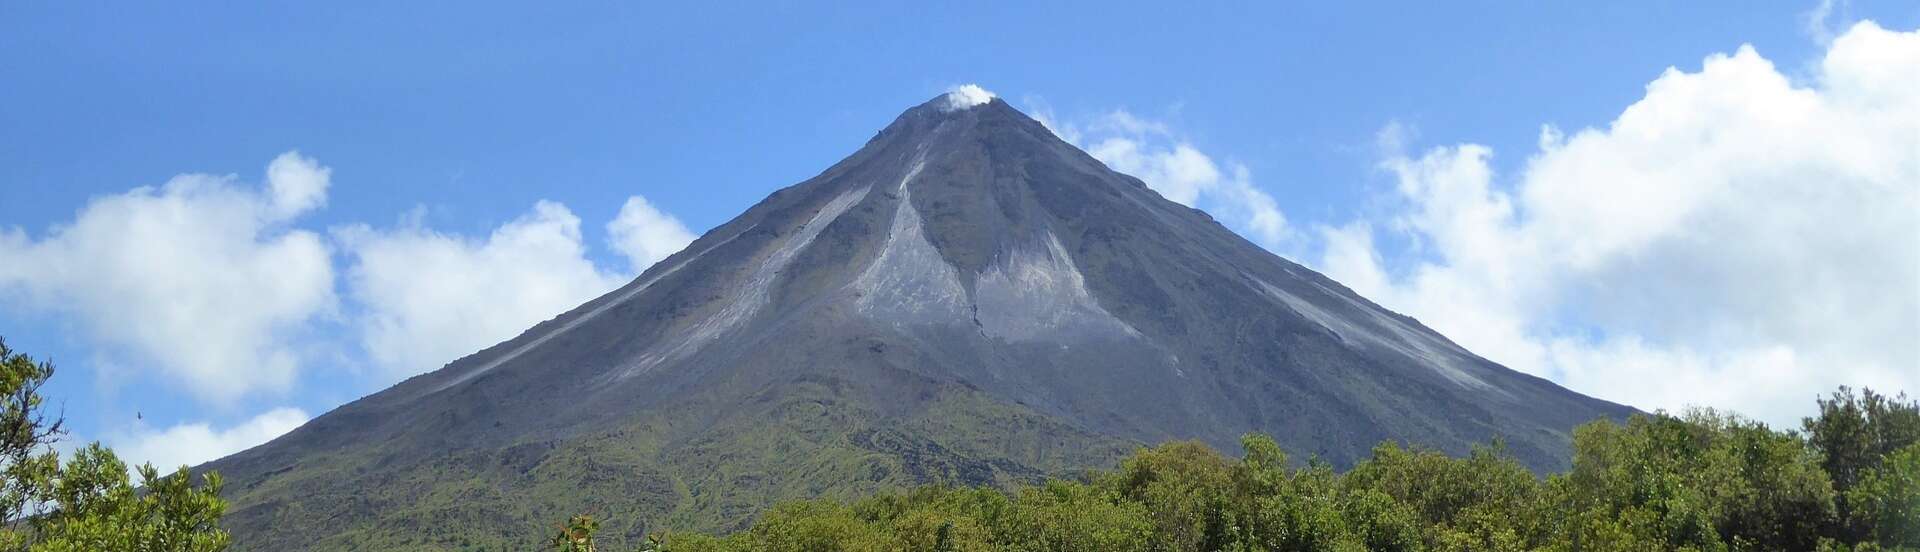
[1806,387,1920,544]
[1344,441,1544,550]
[0,337,232,552]
[1557,409,1839,550]
[623,389,1920,552]
[219,382,1136,550]
[1104,440,1232,551]
[551,514,600,552]
[1847,443,1920,549]
[30,445,231,552]
[0,337,63,530]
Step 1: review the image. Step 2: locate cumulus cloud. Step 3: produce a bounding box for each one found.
[336,201,628,378]
[607,195,697,274]
[0,146,699,403]
[266,152,330,217]
[1089,138,1220,205]
[0,152,336,402]
[1318,21,1919,427]
[1036,108,1296,250]
[943,84,996,111]
[109,407,309,471]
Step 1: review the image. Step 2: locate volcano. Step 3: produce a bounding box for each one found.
[204,91,1632,550]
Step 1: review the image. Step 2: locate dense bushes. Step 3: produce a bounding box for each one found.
[0,337,230,552]
[582,387,1918,552]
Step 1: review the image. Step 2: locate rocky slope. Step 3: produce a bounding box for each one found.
[203,92,1633,550]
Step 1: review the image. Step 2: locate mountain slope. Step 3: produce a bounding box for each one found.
[203,93,1633,550]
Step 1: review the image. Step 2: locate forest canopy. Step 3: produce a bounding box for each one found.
[573,387,1919,552]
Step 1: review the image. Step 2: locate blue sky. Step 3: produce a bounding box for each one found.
[2,1,1916,470]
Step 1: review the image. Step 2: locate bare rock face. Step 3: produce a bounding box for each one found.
[203,93,1633,550]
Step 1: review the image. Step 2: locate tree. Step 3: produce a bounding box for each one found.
[1561,409,1835,550]
[30,445,230,552]
[1000,480,1152,552]
[0,336,231,551]
[589,388,1918,551]
[1102,440,1234,551]
[1805,387,1920,543]
[1345,441,1543,550]
[0,337,63,541]
[1845,443,1920,549]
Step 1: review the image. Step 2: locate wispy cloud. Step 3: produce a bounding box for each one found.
[109,407,310,471]
[1803,0,1849,44]
[1033,106,1297,251]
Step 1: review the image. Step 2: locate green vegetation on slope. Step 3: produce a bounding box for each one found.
[4,334,1916,551]
[217,376,1137,550]
[553,388,1919,552]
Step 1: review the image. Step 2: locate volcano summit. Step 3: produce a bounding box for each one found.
[204,90,1632,549]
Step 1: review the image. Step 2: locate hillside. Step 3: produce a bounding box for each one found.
[201,92,1633,550]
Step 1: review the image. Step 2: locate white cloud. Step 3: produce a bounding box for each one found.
[0,152,336,403]
[943,84,996,111]
[1318,21,1919,427]
[1026,101,1083,145]
[336,201,628,378]
[265,151,330,218]
[607,195,697,274]
[0,147,698,403]
[109,407,309,471]
[1374,120,1416,156]
[1048,109,1296,250]
[1090,139,1221,205]
[1092,110,1171,137]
